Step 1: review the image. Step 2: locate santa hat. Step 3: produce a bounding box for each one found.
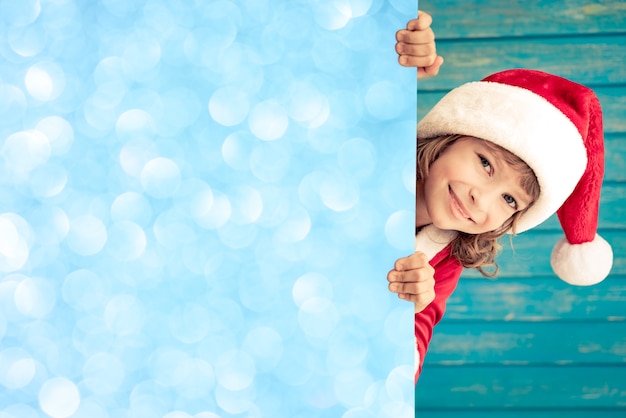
[417,68,613,286]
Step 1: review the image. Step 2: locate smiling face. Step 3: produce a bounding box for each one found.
[420,136,535,235]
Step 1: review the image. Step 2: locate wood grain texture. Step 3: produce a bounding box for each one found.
[415,410,626,418]
[425,322,626,364]
[416,0,626,414]
[425,0,626,38]
[421,35,626,89]
[456,231,626,277]
[416,365,626,408]
[445,276,626,321]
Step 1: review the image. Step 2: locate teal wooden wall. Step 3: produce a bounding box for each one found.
[415,1,626,416]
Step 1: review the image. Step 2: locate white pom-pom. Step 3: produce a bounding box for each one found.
[551,234,613,286]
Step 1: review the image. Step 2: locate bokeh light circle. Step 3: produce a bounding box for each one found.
[28,161,68,198]
[242,326,283,373]
[385,210,414,251]
[365,80,408,120]
[193,190,231,230]
[104,294,146,336]
[66,215,108,256]
[228,185,263,225]
[215,349,256,391]
[209,86,250,126]
[0,347,36,389]
[313,1,352,30]
[111,192,153,226]
[168,303,212,344]
[0,0,42,26]
[298,297,339,340]
[221,130,257,171]
[250,142,291,182]
[62,269,108,311]
[0,84,27,123]
[25,62,66,101]
[140,157,182,198]
[320,172,360,212]
[292,272,333,307]
[8,23,46,57]
[334,368,374,407]
[121,30,162,79]
[2,130,51,177]
[248,100,288,141]
[0,213,31,273]
[160,87,202,130]
[274,203,311,243]
[288,81,329,127]
[116,109,155,141]
[14,276,56,318]
[82,352,125,395]
[338,137,377,181]
[106,220,147,261]
[38,377,81,418]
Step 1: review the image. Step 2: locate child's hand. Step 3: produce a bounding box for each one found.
[387,252,436,312]
[395,11,444,78]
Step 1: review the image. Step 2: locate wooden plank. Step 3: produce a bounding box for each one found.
[415,409,626,418]
[598,183,626,227]
[420,35,626,89]
[418,87,626,134]
[424,322,626,364]
[444,276,626,321]
[416,365,626,408]
[450,231,626,277]
[596,87,626,133]
[425,0,626,38]
[594,85,626,133]
[605,134,626,182]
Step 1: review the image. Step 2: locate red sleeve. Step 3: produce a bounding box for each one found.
[414,246,463,383]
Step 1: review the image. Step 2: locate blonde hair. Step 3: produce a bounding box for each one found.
[417,134,541,276]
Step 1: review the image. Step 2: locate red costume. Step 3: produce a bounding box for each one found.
[415,244,462,382]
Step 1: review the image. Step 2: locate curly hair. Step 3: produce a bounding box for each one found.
[417,134,541,276]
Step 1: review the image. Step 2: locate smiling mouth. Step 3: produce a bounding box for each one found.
[449,186,473,222]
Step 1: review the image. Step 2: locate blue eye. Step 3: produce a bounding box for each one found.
[479,155,492,173]
[479,153,518,209]
[503,194,518,209]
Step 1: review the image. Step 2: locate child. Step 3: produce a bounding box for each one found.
[389,15,614,383]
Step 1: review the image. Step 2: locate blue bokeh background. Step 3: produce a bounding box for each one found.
[0,1,417,417]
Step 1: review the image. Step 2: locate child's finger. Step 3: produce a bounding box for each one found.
[396,27,435,45]
[388,280,432,295]
[396,42,436,59]
[394,252,429,271]
[388,267,433,286]
[408,11,433,31]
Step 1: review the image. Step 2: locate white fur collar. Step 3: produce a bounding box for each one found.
[415,225,457,261]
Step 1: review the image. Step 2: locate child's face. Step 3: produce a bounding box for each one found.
[423,136,533,234]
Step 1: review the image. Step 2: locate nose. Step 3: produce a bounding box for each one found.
[469,186,481,207]
[469,186,491,218]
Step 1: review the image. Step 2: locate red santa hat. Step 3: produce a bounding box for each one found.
[417,68,613,285]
